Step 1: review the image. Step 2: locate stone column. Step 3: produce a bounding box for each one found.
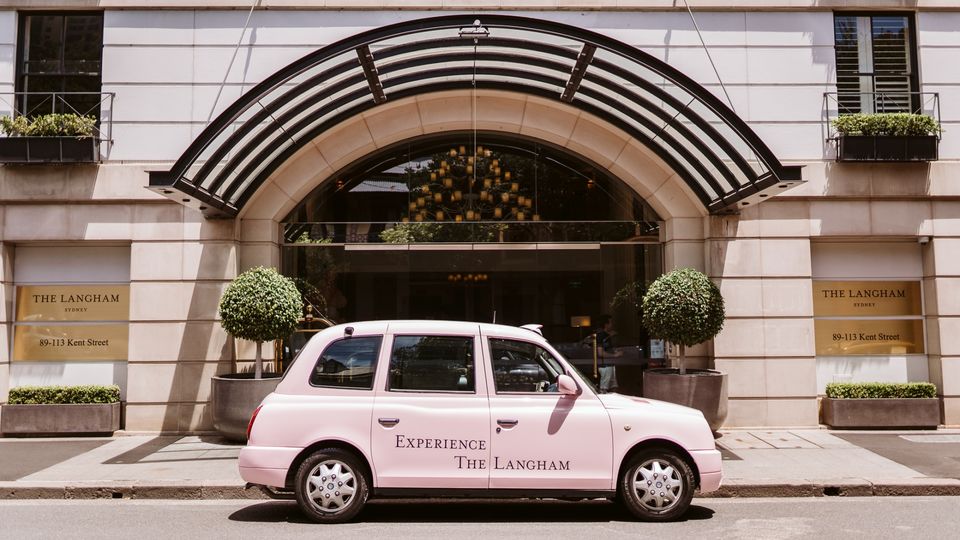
[125,205,237,433]
[707,201,818,427]
[0,238,12,405]
[923,211,960,425]
[661,217,710,370]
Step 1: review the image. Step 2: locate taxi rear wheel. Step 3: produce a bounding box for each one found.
[295,448,369,523]
[618,448,695,522]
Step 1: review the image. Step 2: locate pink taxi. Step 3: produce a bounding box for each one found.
[240,321,722,523]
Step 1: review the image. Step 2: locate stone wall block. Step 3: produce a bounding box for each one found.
[715,357,816,398]
[724,398,818,428]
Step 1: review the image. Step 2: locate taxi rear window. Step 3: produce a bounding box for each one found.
[310,336,383,389]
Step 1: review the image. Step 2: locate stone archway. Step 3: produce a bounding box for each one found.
[237,89,708,277]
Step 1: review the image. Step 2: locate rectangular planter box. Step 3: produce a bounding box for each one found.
[0,136,98,163]
[837,135,938,162]
[821,398,940,429]
[1,402,121,436]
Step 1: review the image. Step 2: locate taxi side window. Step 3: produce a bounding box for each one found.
[309,336,383,389]
[388,336,475,393]
[489,338,564,393]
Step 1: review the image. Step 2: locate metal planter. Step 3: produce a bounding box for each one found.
[821,398,940,429]
[837,135,939,162]
[0,402,121,436]
[211,374,281,442]
[0,136,98,163]
[642,368,728,432]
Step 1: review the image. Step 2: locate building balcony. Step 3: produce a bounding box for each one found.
[824,92,941,163]
[0,92,114,164]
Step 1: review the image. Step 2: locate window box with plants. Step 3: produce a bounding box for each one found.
[0,113,98,163]
[833,113,940,162]
[821,382,940,429]
[1,385,121,436]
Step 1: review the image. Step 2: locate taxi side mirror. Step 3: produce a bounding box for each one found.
[557,374,579,396]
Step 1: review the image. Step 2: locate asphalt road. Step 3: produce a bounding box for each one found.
[1,497,957,539]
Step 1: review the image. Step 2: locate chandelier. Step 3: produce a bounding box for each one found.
[402,145,540,223]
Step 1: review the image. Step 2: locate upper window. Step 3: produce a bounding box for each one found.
[309,336,382,389]
[16,13,104,118]
[834,14,917,114]
[388,336,475,392]
[489,338,565,393]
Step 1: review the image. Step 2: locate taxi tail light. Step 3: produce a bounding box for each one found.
[247,404,263,441]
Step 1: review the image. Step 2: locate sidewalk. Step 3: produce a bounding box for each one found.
[2,429,960,500]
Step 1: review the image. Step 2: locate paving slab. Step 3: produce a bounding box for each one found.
[750,431,821,449]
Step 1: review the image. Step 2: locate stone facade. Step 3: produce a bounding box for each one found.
[1,3,959,431]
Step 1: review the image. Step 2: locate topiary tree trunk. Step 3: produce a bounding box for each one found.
[219,266,302,379]
[641,268,725,375]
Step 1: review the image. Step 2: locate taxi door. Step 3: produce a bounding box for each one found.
[370,326,491,489]
[483,332,614,491]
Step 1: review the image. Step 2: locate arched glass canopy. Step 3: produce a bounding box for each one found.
[148,14,803,218]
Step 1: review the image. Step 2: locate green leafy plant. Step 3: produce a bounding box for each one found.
[0,113,97,138]
[611,281,646,314]
[826,382,937,399]
[7,385,120,405]
[641,268,725,375]
[833,113,940,137]
[219,266,302,378]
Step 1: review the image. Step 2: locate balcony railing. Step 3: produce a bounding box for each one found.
[0,92,115,163]
[823,92,941,162]
[283,221,662,246]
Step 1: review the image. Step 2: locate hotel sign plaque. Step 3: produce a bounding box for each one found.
[813,281,922,317]
[16,285,129,322]
[13,324,129,362]
[814,319,925,355]
[813,280,924,355]
[13,285,130,362]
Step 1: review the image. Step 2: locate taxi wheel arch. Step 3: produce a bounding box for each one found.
[617,439,700,491]
[285,440,373,491]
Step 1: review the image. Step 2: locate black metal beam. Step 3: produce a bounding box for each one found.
[356,45,386,104]
[561,44,596,102]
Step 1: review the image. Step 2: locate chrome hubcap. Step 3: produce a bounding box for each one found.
[633,459,683,512]
[306,460,357,513]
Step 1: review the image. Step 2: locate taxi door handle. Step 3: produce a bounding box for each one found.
[378,418,400,427]
[497,419,519,427]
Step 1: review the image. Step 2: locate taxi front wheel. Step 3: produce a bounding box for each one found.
[295,448,369,523]
[618,448,695,522]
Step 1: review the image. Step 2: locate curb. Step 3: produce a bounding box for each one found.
[1,483,959,500]
[701,482,960,498]
[0,485,267,500]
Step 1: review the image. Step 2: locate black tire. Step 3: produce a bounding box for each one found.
[618,447,695,522]
[294,448,369,523]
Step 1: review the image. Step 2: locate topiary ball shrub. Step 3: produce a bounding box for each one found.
[641,268,725,374]
[219,266,302,377]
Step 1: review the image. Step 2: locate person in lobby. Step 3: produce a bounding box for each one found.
[594,314,623,393]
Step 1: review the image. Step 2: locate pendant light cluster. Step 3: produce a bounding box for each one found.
[402,145,541,223]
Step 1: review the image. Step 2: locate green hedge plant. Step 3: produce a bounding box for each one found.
[826,382,937,399]
[832,113,940,137]
[0,113,97,138]
[641,268,725,375]
[7,385,120,405]
[219,266,302,379]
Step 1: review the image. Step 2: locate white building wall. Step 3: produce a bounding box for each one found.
[0,11,17,116]
[103,9,835,162]
[918,12,960,160]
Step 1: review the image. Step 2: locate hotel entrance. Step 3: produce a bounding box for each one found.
[281,135,663,394]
